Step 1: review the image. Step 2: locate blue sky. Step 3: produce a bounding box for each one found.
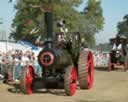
[96,0,128,44]
[0,0,128,44]
[0,0,16,38]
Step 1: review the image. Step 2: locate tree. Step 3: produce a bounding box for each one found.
[10,0,104,47]
[10,0,83,43]
[82,0,104,47]
[117,14,128,39]
[10,0,43,42]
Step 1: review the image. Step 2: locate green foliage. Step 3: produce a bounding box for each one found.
[117,14,128,39]
[81,0,104,47]
[10,0,104,47]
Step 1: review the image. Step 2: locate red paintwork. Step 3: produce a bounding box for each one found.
[25,66,35,94]
[69,67,77,96]
[87,51,94,89]
[40,52,54,67]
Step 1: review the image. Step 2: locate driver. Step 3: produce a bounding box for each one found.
[112,35,127,56]
[112,35,122,51]
[57,19,68,42]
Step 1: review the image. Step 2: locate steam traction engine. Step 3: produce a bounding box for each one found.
[108,35,128,71]
[20,12,94,96]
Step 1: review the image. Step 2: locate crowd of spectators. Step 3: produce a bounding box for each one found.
[93,49,110,67]
[0,50,35,65]
[0,49,42,82]
[0,48,114,82]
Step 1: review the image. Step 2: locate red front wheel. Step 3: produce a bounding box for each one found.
[64,65,78,96]
[20,65,35,94]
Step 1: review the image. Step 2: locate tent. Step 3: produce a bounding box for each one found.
[0,41,31,52]
[17,41,38,50]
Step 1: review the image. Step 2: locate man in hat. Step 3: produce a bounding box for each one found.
[112,35,127,54]
[57,19,68,42]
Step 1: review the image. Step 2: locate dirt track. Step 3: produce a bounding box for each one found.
[0,67,128,102]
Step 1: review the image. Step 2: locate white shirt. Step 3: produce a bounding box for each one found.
[112,43,122,50]
[21,56,30,66]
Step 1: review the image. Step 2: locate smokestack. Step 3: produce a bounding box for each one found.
[44,12,53,48]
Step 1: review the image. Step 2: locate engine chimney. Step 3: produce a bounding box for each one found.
[44,12,53,48]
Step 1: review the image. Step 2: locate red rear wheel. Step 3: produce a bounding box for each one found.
[124,57,128,71]
[78,50,94,89]
[108,55,114,71]
[20,65,35,94]
[64,65,77,96]
[108,55,112,71]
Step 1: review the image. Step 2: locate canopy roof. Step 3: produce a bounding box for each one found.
[0,41,31,52]
[109,35,128,45]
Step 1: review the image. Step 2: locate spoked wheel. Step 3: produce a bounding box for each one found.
[78,50,94,89]
[20,65,35,94]
[64,65,78,96]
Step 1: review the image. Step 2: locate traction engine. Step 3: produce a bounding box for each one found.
[108,36,128,71]
[20,11,94,96]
